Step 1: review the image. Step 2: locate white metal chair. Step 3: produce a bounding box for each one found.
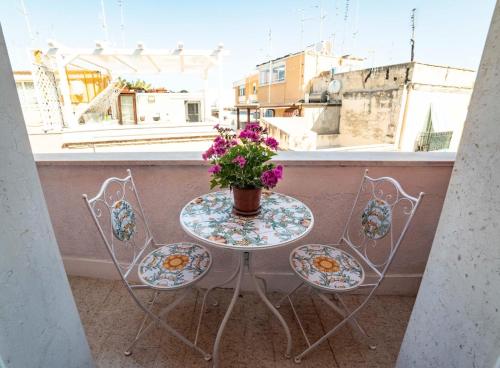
[277,169,424,363]
[83,169,213,361]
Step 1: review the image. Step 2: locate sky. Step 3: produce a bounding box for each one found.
[0,0,496,91]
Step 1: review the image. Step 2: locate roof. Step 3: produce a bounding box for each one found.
[40,41,229,75]
[256,50,303,68]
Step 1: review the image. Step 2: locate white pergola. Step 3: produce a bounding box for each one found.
[39,40,229,127]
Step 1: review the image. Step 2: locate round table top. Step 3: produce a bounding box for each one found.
[180,191,314,251]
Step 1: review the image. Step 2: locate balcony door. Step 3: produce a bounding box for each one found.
[186,101,201,122]
[119,93,137,125]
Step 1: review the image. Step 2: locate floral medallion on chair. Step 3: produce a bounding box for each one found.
[180,191,313,249]
[291,244,364,290]
[138,242,211,289]
[111,200,137,241]
[361,198,392,240]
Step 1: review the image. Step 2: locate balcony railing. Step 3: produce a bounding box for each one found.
[36,151,454,295]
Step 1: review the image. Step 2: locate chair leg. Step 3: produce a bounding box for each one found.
[124,290,160,356]
[316,292,376,350]
[334,294,376,350]
[294,291,376,363]
[125,288,198,357]
[276,281,305,309]
[288,295,312,348]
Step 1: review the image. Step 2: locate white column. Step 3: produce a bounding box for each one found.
[55,54,77,128]
[0,26,94,367]
[397,3,500,368]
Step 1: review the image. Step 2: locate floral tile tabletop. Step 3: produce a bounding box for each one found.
[180,191,314,250]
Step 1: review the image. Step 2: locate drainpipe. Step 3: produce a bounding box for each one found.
[395,82,412,151]
[267,60,272,104]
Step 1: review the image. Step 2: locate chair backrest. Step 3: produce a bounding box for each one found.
[83,169,155,280]
[340,169,424,279]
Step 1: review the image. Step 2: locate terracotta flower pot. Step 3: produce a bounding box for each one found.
[232,187,262,216]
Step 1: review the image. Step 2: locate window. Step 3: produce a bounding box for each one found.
[23,82,37,105]
[16,81,37,106]
[272,64,285,82]
[238,86,245,96]
[186,101,201,122]
[415,111,453,151]
[259,69,269,85]
[264,109,275,118]
[252,83,257,94]
[260,64,285,85]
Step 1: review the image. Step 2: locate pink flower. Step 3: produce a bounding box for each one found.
[202,146,215,160]
[239,129,260,142]
[212,136,228,155]
[274,165,283,179]
[260,165,284,189]
[232,155,247,168]
[246,122,261,131]
[264,137,279,150]
[208,164,221,174]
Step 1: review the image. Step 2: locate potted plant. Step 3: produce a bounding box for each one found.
[203,123,283,216]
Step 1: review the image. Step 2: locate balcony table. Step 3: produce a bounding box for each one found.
[180,190,314,367]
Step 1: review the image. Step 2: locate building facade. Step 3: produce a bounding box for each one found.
[310,62,476,151]
[259,62,475,151]
[233,42,363,129]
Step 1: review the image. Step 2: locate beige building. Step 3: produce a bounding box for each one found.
[313,62,475,150]
[262,62,476,151]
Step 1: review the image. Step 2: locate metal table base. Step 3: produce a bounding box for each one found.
[201,251,292,368]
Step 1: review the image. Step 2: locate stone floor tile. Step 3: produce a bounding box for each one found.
[96,334,159,368]
[69,276,414,368]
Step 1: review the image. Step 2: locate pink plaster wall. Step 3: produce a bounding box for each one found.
[36,158,452,295]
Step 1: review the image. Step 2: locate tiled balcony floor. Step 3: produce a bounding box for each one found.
[69,276,415,368]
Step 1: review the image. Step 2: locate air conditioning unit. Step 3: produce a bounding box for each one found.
[307,91,329,103]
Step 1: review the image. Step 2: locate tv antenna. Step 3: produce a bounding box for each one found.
[267,28,274,103]
[341,0,350,54]
[296,8,314,50]
[118,0,125,47]
[19,0,36,45]
[100,0,110,43]
[315,3,327,43]
[410,8,416,61]
[352,0,360,48]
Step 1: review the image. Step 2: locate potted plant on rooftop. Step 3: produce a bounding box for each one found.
[203,123,283,216]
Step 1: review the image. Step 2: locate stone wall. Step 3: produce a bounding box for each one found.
[308,62,474,150]
[0,26,94,368]
[396,3,500,367]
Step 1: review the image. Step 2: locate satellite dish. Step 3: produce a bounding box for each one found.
[328,80,342,94]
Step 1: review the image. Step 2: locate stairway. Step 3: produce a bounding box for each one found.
[74,80,123,123]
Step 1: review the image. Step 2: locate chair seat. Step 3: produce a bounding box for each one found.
[290,244,365,291]
[138,242,211,289]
